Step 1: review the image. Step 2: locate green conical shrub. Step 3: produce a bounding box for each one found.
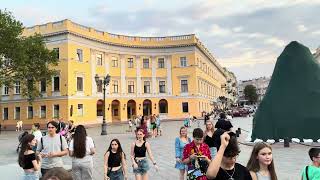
[252,41,320,141]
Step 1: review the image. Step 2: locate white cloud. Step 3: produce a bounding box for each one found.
[222,41,243,49]
[311,30,320,35]
[264,37,286,47]
[209,24,232,37]
[297,24,308,32]
[233,26,243,32]
[190,0,320,19]
[220,51,277,68]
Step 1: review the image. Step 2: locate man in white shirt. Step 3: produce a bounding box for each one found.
[37,121,68,177]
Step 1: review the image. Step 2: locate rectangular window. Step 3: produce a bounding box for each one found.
[159,81,166,93]
[15,107,20,120]
[182,102,189,113]
[96,54,103,66]
[144,81,150,93]
[181,80,188,93]
[128,81,134,93]
[40,106,46,118]
[77,49,83,62]
[158,58,165,68]
[15,81,20,94]
[128,58,134,68]
[97,80,103,93]
[3,108,8,120]
[1,56,11,67]
[3,85,9,95]
[143,58,149,68]
[28,106,33,119]
[53,76,60,91]
[180,57,187,67]
[77,77,83,91]
[40,79,46,92]
[78,104,84,116]
[53,48,59,59]
[112,57,118,67]
[113,80,118,93]
[53,104,59,118]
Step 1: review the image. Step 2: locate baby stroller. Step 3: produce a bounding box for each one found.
[16,131,29,153]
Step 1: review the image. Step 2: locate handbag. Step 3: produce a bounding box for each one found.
[198,158,209,173]
[107,167,112,177]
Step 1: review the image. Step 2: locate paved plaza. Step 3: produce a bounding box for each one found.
[0,117,315,180]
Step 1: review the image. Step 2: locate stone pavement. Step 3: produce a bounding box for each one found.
[0,117,315,180]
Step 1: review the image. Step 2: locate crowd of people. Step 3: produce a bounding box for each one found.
[132,114,162,138]
[16,113,320,180]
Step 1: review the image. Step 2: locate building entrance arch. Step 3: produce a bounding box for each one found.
[143,99,152,116]
[159,99,168,113]
[127,99,136,119]
[111,100,121,122]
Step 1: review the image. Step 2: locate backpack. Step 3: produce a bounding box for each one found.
[40,135,63,151]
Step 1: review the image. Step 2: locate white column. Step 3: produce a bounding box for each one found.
[120,54,126,95]
[91,50,97,95]
[166,55,172,95]
[136,55,142,95]
[151,56,157,94]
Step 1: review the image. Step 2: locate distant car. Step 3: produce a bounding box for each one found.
[232,108,250,117]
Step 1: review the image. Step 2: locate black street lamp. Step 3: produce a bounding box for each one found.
[95,74,111,135]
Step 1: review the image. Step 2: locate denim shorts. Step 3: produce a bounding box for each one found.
[133,158,150,175]
[109,168,124,180]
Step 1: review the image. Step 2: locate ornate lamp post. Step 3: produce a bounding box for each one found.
[95,74,111,135]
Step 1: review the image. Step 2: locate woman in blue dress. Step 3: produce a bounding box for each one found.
[175,126,191,180]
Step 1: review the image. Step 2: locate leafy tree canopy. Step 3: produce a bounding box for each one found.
[244,84,258,104]
[0,9,58,102]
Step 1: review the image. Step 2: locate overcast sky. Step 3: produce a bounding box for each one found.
[2,0,320,80]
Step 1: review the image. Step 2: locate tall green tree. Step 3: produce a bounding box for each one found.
[0,9,58,101]
[244,84,258,104]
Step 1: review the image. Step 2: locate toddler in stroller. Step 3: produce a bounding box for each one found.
[16,131,29,153]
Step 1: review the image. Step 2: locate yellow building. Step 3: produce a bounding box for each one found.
[0,19,230,128]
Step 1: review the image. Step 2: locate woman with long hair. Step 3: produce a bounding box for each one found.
[104,139,128,180]
[18,134,41,180]
[131,128,158,180]
[69,125,96,180]
[247,142,278,180]
[204,121,217,158]
[175,127,191,180]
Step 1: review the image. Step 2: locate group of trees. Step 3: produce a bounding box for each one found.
[0,9,58,101]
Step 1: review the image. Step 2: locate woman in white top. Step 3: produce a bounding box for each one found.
[69,125,96,180]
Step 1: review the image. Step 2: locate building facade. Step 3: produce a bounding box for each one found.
[238,77,270,104]
[0,19,230,127]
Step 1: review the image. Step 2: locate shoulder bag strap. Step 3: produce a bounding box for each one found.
[306,165,309,180]
[41,137,43,151]
[60,135,63,151]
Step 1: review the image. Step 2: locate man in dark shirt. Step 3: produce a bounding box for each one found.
[215,113,233,131]
[206,130,252,180]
